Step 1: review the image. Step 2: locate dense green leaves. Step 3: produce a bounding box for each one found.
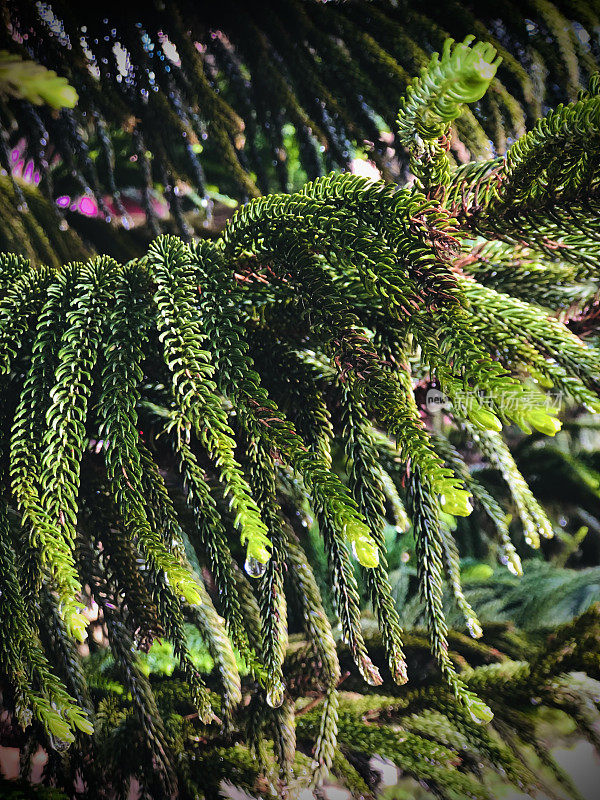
[1,35,600,797]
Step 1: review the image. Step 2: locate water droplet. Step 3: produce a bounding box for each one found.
[59,219,69,231]
[49,735,71,753]
[266,679,285,708]
[244,556,267,579]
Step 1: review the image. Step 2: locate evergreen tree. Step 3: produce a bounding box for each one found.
[1,11,600,800]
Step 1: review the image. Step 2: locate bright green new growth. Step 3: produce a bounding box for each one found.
[1,37,600,787]
[398,37,501,189]
[399,37,500,137]
[0,50,78,109]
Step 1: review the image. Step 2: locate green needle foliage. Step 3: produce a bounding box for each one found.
[1,0,600,239]
[3,609,600,800]
[1,35,600,796]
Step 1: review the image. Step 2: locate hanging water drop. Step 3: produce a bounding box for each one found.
[48,734,71,753]
[244,555,267,579]
[266,679,285,708]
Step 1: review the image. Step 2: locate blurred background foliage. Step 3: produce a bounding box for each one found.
[2,1,600,799]
[1,0,600,259]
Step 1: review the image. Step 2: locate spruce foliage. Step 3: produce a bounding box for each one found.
[1,32,600,797]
